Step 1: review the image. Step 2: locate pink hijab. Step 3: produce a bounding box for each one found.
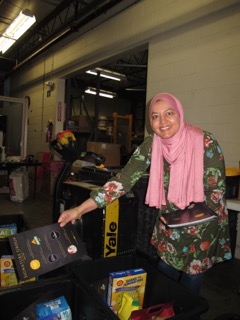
[145,93,204,209]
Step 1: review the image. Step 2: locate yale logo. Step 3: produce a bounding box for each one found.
[103,199,119,257]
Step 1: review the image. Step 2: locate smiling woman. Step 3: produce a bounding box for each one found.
[58,92,232,296]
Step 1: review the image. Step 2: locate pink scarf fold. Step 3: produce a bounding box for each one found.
[145,93,204,209]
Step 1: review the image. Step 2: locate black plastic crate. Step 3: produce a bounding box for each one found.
[70,254,209,320]
[226,175,240,199]
[132,175,159,260]
[0,276,115,320]
[228,209,238,256]
[0,214,28,256]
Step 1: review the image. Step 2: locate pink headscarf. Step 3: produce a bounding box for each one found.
[145,93,204,209]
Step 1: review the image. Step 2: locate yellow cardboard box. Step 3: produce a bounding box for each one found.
[0,255,18,287]
[0,255,35,287]
[107,268,147,314]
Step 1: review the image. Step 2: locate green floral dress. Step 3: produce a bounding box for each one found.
[90,131,232,274]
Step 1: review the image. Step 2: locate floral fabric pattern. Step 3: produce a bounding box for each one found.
[90,131,232,274]
[94,181,125,206]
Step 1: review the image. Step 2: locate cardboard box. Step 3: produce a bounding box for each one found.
[0,223,17,238]
[0,255,18,287]
[87,142,120,166]
[0,255,34,287]
[36,296,72,319]
[107,268,147,314]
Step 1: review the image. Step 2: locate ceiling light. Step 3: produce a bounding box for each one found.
[125,88,146,91]
[85,87,117,99]
[0,9,36,54]
[86,67,126,81]
[86,70,98,76]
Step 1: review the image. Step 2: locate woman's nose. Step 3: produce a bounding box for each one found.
[159,115,166,124]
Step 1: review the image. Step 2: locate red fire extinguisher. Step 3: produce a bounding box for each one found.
[46,121,53,143]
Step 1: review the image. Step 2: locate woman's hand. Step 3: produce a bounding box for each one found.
[58,198,98,227]
[58,207,80,227]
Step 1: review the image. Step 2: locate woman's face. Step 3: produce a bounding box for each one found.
[150,100,180,139]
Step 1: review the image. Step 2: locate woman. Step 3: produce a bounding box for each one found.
[58,93,232,294]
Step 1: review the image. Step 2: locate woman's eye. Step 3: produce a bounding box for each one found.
[152,114,160,120]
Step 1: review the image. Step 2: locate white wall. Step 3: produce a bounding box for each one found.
[146,3,240,167]
[9,0,240,166]
[25,74,58,156]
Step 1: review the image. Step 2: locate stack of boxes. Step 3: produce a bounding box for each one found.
[0,214,35,288]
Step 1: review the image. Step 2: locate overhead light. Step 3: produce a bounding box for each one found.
[0,9,36,54]
[86,67,126,81]
[85,87,117,99]
[125,88,146,91]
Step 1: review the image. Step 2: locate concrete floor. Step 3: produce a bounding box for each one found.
[0,190,240,320]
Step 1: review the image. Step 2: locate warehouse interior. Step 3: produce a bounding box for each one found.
[0,1,240,319]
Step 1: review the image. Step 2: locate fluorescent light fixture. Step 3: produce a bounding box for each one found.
[85,87,116,99]
[125,88,146,91]
[86,70,98,76]
[86,67,126,81]
[0,38,15,54]
[0,9,36,54]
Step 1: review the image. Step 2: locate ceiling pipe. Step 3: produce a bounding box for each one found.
[10,0,140,74]
[13,27,71,71]
[115,64,147,68]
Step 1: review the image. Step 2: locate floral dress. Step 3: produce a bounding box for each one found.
[90,131,232,274]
